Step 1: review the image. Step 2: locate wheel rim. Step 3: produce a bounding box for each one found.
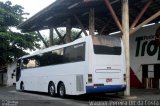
[59,86,64,96]
[49,85,55,95]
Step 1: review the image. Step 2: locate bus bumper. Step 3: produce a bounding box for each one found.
[86,85,126,93]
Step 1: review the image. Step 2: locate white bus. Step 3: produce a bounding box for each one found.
[16,35,126,97]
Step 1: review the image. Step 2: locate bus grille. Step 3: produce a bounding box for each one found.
[76,75,84,91]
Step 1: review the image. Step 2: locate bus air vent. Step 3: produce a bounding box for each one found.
[76,75,84,91]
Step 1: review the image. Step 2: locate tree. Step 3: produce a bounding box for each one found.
[0,1,40,64]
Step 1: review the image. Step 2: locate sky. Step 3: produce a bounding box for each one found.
[1,0,55,18]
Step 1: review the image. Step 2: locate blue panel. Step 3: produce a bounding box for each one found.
[86,85,126,93]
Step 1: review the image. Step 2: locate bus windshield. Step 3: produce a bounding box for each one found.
[92,36,121,55]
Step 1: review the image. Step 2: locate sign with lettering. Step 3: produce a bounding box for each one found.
[135,35,160,60]
[129,24,160,82]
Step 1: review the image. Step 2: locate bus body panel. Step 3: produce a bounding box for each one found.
[17,62,88,95]
[16,35,126,95]
[85,36,126,93]
[16,37,90,95]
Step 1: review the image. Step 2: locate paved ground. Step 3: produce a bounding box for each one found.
[131,88,160,100]
[0,86,89,106]
[0,86,160,106]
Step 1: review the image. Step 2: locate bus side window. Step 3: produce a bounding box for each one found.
[27,59,37,68]
[64,43,85,63]
[22,56,40,69]
[50,49,64,65]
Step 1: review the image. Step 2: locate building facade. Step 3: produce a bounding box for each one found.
[130,24,160,89]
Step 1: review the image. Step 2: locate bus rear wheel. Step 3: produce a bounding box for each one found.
[48,82,56,97]
[58,83,66,98]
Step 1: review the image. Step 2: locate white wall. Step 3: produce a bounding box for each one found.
[7,61,17,86]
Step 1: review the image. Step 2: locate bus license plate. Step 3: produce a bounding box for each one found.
[106,78,112,83]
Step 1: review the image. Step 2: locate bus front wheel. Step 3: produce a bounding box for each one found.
[58,83,66,98]
[48,82,56,97]
[20,82,24,92]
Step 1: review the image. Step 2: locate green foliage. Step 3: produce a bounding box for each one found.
[71,29,81,40]
[0,1,40,63]
[0,1,27,31]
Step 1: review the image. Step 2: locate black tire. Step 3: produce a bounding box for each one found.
[20,82,24,92]
[58,83,66,98]
[48,82,56,97]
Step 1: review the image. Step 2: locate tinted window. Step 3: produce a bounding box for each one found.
[21,43,85,69]
[64,43,85,62]
[92,36,121,55]
[94,45,121,55]
[49,49,64,65]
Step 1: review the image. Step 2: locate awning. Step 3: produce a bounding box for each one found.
[17,0,160,33]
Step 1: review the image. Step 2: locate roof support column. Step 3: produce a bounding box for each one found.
[65,19,72,43]
[89,8,95,35]
[104,0,123,33]
[122,0,130,96]
[49,28,54,46]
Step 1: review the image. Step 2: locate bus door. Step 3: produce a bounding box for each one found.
[16,59,21,82]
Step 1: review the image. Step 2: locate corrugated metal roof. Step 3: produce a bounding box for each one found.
[17,0,160,33]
